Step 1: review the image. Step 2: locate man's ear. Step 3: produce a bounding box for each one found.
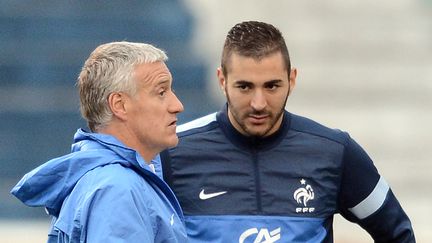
[108,92,128,121]
[288,68,297,95]
[217,67,227,96]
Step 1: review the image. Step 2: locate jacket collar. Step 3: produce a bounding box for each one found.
[72,128,146,165]
[73,128,165,178]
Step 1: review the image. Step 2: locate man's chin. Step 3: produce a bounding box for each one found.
[244,126,270,137]
[165,137,179,148]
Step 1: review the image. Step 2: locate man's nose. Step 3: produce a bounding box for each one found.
[170,93,184,113]
[250,90,267,111]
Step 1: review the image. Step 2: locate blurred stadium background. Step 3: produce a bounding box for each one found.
[1,0,431,242]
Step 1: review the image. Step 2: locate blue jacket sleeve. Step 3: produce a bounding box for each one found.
[338,135,415,242]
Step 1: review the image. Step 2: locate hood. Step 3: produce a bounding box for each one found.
[11,129,155,217]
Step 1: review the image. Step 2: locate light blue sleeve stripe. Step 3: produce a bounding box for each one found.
[348,176,389,219]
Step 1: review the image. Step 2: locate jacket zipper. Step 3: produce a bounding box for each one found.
[252,150,262,213]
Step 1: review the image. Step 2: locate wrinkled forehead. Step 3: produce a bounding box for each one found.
[133,61,172,87]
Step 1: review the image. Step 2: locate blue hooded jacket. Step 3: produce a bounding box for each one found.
[11,129,187,243]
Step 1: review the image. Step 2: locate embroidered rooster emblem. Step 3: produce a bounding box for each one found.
[293,179,314,207]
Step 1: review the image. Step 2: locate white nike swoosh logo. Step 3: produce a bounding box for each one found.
[199,189,227,200]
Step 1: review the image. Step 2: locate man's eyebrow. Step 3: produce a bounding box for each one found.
[234,79,283,85]
[234,80,253,85]
[265,79,283,84]
[155,79,170,86]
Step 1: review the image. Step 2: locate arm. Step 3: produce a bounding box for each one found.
[338,135,415,242]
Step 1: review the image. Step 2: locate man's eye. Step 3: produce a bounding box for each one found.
[159,90,166,97]
[237,85,249,90]
[266,84,279,90]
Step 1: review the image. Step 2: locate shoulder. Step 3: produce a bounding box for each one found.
[78,163,149,193]
[176,112,219,137]
[53,164,150,237]
[289,113,350,146]
[59,164,154,224]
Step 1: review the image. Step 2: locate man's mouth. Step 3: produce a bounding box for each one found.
[169,120,177,126]
[248,114,269,124]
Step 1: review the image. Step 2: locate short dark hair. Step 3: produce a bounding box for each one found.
[221,21,291,77]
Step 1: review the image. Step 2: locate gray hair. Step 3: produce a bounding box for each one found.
[77,41,168,131]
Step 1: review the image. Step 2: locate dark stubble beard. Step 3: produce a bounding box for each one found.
[225,85,290,138]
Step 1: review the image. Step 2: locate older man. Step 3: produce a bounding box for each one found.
[12,41,186,242]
